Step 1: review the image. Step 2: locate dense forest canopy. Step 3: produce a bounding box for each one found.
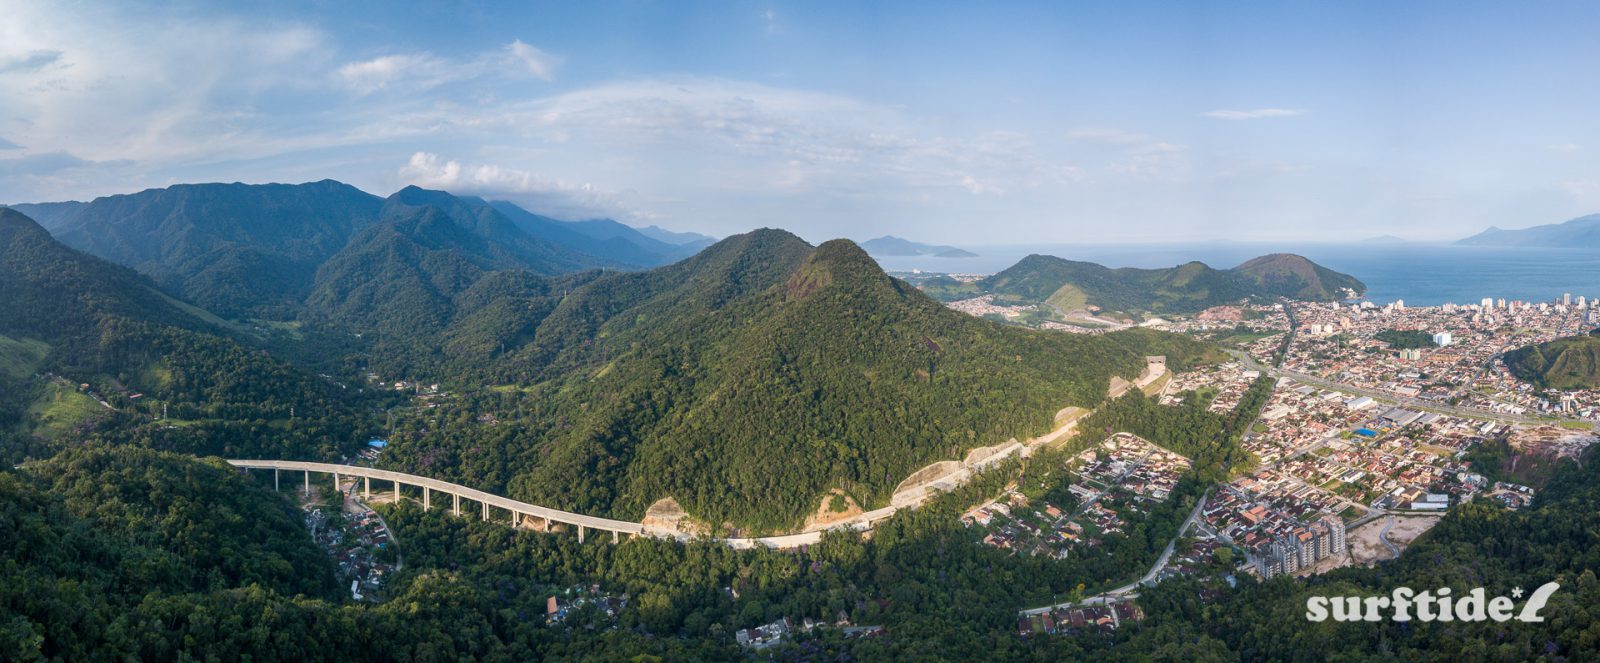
[1503,330,1600,390]
[378,231,1221,531]
[1375,329,1438,350]
[6,400,1593,660]
[0,209,368,465]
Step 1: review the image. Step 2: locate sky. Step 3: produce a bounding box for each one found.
[1,0,1598,244]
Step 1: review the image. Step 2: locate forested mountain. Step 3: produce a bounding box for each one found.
[1504,330,1600,390]
[8,181,385,318]
[378,229,1219,531]
[0,208,363,464]
[301,187,619,335]
[978,252,1363,318]
[1456,213,1600,247]
[1231,253,1366,300]
[3,181,699,321]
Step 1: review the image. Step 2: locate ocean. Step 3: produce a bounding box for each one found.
[871,242,1600,307]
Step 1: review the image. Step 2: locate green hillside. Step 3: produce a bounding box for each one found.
[0,208,365,464]
[9,180,386,318]
[379,230,1220,531]
[978,252,1364,319]
[1504,331,1600,389]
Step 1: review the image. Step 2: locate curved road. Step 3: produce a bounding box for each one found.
[1020,486,1211,616]
[1377,515,1400,559]
[228,459,893,550]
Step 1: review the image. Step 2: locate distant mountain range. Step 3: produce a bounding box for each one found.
[1456,213,1600,247]
[859,235,977,258]
[5,181,709,319]
[637,224,718,248]
[921,252,1364,319]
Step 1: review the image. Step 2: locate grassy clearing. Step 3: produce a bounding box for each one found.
[27,382,105,439]
[147,286,235,329]
[1044,283,1088,313]
[0,335,50,379]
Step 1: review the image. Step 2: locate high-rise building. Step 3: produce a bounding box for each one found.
[1323,515,1346,556]
[1481,297,1494,309]
[1433,332,1453,347]
[1564,293,1572,306]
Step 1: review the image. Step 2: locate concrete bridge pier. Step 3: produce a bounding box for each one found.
[612,530,619,544]
[481,501,488,521]
[453,493,460,516]
[333,472,340,493]
[423,486,431,511]
[363,477,370,500]
[510,510,519,528]
[394,481,401,503]
[578,525,586,544]
[303,470,310,496]
[274,469,279,491]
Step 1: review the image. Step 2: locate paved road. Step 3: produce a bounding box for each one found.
[1377,515,1400,559]
[1020,486,1211,616]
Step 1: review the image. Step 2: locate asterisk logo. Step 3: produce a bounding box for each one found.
[1511,586,1524,598]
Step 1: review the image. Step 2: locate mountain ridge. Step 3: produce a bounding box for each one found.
[972,252,1363,318]
[1456,213,1600,247]
[377,229,1219,531]
[860,235,978,258]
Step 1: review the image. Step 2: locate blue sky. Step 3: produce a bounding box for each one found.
[1,0,1598,243]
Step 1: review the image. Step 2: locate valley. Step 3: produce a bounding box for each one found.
[2,183,1597,659]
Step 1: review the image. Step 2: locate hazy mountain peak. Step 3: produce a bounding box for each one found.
[859,235,977,258]
[1457,212,1600,246]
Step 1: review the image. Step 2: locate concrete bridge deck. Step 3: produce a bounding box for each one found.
[227,459,899,549]
[229,460,661,544]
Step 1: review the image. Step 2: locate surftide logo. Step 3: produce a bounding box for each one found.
[1306,583,1560,623]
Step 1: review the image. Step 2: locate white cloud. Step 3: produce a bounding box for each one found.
[1202,108,1307,120]
[506,40,560,80]
[1065,128,1190,179]
[436,78,1076,199]
[336,40,560,95]
[399,151,640,220]
[337,53,454,94]
[1548,143,1583,153]
[1065,128,1153,145]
